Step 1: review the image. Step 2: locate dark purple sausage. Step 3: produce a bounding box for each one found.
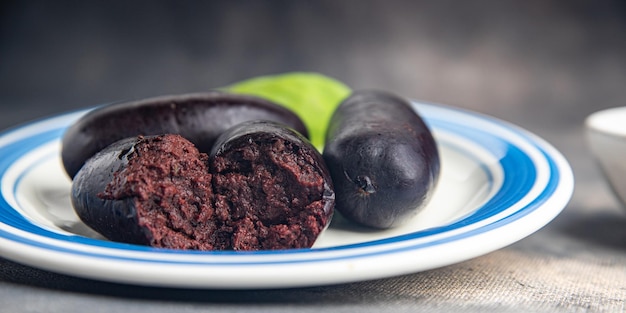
[323,90,440,229]
[71,122,334,251]
[209,120,334,250]
[62,92,308,179]
[71,136,167,247]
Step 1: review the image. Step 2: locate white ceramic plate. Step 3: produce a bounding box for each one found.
[0,102,573,289]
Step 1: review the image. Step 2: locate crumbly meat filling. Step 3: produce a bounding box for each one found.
[212,137,327,250]
[100,135,217,250]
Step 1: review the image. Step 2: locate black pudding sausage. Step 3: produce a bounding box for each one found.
[71,136,152,246]
[208,120,335,250]
[322,90,440,229]
[61,92,308,179]
[71,123,335,251]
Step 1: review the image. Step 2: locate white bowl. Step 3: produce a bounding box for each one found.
[585,107,626,207]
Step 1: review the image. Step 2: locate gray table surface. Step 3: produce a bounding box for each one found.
[1,1,625,312]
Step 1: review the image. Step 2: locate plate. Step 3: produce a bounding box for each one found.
[0,101,573,289]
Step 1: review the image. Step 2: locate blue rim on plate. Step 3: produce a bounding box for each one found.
[0,101,574,288]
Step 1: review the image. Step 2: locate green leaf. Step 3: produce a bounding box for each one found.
[225,72,351,150]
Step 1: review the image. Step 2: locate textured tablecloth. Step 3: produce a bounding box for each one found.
[1,1,625,312]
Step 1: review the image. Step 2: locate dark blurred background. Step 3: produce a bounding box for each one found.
[1,0,625,133]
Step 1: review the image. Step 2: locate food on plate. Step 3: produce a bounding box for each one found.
[210,120,334,250]
[71,121,334,251]
[61,92,308,178]
[65,72,441,249]
[322,90,440,229]
[71,135,213,249]
[226,72,351,150]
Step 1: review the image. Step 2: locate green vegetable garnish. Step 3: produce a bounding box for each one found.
[225,72,351,150]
